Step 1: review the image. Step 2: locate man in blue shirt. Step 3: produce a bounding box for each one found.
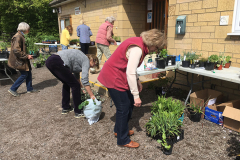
[76,20,93,54]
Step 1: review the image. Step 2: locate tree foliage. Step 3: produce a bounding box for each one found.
[0,0,58,37]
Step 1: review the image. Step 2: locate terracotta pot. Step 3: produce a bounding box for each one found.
[217,65,222,70]
[224,63,230,68]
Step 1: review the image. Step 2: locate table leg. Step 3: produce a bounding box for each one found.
[184,73,194,106]
[202,76,204,89]
[3,62,14,83]
[169,70,177,90]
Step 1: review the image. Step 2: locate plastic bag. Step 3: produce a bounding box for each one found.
[83,99,102,125]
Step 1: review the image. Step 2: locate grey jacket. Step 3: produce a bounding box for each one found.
[58,49,90,86]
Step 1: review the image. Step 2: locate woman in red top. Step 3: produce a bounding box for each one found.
[98,29,166,148]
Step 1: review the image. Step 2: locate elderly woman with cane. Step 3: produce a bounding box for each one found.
[98,29,166,148]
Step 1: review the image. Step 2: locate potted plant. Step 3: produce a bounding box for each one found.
[146,111,181,155]
[0,42,8,51]
[199,57,207,67]
[224,56,231,68]
[187,97,210,122]
[205,54,218,71]
[188,52,200,69]
[181,51,190,68]
[216,53,225,70]
[155,49,167,69]
[0,42,9,58]
[148,73,173,95]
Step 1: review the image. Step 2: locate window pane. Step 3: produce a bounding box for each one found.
[65,19,70,27]
[61,20,65,31]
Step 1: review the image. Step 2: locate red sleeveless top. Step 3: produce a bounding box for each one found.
[97,37,149,91]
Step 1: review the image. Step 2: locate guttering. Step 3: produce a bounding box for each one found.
[49,0,76,7]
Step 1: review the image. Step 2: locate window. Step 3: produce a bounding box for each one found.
[228,0,240,35]
[60,15,72,32]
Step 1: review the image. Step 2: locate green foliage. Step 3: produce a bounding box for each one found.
[145,96,184,150]
[145,111,181,149]
[187,97,210,114]
[151,96,185,116]
[113,36,121,42]
[208,54,218,63]
[226,56,231,63]
[78,101,89,110]
[0,0,58,37]
[25,35,40,54]
[70,39,80,43]
[81,82,105,103]
[0,42,8,50]
[199,57,208,62]
[148,73,172,92]
[159,49,168,59]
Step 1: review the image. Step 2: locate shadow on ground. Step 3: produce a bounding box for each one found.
[32,78,59,90]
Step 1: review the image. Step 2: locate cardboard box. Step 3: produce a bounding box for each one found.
[190,89,223,118]
[219,100,240,132]
[204,104,224,125]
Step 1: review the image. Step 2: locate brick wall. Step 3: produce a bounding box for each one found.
[57,0,146,63]
[167,0,240,101]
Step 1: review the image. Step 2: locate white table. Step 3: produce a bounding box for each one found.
[178,66,240,84]
[34,43,61,54]
[136,62,240,105]
[137,65,177,76]
[69,45,96,49]
[34,43,61,46]
[0,58,14,83]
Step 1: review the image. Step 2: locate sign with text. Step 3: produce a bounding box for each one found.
[75,7,81,15]
[147,12,152,23]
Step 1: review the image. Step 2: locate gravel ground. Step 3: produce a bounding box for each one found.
[0,65,240,160]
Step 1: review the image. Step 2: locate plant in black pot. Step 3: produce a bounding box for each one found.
[147,73,173,95]
[159,49,168,66]
[0,42,9,58]
[205,54,218,71]
[156,112,181,155]
[199,57,207,67]
[181,51,191,67]
[188,52,200,69]
[187,97,209,122]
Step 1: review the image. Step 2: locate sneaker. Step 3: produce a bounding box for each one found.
[75,111,85,118]
[62,108,74,114]
[27,89,39,93]
[8,89,20,97]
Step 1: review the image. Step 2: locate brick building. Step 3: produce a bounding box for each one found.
[49,0,240,100]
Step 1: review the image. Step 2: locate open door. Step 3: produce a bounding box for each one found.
[146,0,168,37]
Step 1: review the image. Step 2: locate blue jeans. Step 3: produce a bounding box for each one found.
[108,88,134,145]
[61,44,68,50]
[10,71,33,92]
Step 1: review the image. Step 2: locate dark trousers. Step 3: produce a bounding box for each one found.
[46,55,82,113]
[80,43,90,54]
[108,88,134,145]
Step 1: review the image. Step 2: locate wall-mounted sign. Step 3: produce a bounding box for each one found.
[220,16,229,25]
[147,0,152,10]
[75,7,81,15]
[147,12,152,23]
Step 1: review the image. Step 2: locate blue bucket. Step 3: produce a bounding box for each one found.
[175,55,180,61]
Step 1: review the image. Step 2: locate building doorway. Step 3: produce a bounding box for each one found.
[146,0,168,36]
